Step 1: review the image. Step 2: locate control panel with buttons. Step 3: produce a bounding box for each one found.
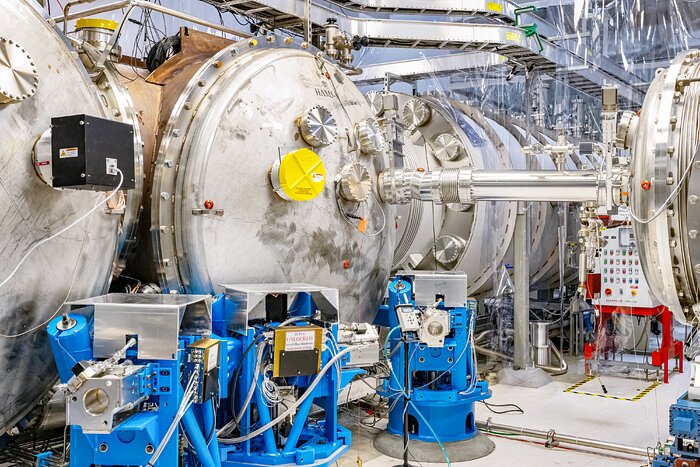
[598,226,659,308]
[395,304,421,332]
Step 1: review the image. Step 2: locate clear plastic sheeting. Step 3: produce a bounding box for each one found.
[353,0,697,129]
[497,366,552,388]
[483,266,515,362]
[586,313,653,378]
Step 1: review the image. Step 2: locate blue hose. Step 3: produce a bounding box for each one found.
[384,326,452,466]
[201,400,221,465]
[182,407,216,467]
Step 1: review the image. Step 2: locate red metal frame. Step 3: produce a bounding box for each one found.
[585,304,682,383]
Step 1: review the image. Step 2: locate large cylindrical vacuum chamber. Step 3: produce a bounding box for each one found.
[376,92,516,294]
[115,32,395,325]
[627,49,700,323]
[376,92,583,295]
[0,0,128,432]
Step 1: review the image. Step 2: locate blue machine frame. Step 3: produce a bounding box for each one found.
[653,392,700,467]
[47,287,362,467]
[378,275,490,444]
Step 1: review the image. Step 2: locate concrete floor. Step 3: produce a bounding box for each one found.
[337,357,689,466]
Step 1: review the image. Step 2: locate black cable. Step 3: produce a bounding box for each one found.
[205,393,218,445]
[145,33,181,72]
[226,333,266,430]
[479,400,524,415]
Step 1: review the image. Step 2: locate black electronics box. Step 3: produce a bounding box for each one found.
[51,114,135,191]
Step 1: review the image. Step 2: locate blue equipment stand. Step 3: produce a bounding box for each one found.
[374,275,495,463]
[47,287,358,467]
[653,392,700,466]
[213,291,358,467]
[48,311,202,467]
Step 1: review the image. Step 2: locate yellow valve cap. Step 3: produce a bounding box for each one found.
[271,148,326,202]
[75,18,119,31]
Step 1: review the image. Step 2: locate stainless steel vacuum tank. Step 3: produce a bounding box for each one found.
[0,0,126,432]
[624,49,700,323]
[373,92,585,295]
[114,32,395,325]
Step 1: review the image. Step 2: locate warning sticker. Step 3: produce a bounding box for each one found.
[59,147,79,159]
[311,172,324,183]
[207,345,219,372]
[285,330,316,351]
[487,2,503,13]
[505,31,521,43]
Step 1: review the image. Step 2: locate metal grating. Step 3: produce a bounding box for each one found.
[205,0,646,109]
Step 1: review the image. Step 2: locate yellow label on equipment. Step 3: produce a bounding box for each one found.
[506,31,521,43]
[487,2,503,13]
[275,148,326,202]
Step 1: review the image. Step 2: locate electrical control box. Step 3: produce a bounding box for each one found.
[395,303,420,332]
[50,114,136,191]
[272,325,323,378]
[184,338,221,403]
[599,226,659,308]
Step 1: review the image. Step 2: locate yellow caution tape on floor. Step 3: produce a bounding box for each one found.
[563,376,660,402]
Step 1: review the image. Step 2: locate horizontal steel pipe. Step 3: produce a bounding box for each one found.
[476,420,649,458]
[469,170,602,202]
[379,168,603,205]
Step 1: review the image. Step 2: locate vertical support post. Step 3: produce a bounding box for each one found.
[514,203,530,369]
[253,376,277,454]
[558,203,567,357]
[281,385,317,454]
[303,0,311,43]
[201,400,221,465]
[514,67,536,370]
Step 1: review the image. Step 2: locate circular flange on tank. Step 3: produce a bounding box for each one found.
[629,50,700,323]
[339,161,372,203]
[402,98,431,127]
[0,0,120,432]
[356,117,385,155]
[74,41,145,277]
[432,133,465,162]
[149,36,395,324]
[299,104,338,147]
[0,37,38,104]
[365,90,386,117]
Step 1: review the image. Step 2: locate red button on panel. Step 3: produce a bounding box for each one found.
[605,288,613,296]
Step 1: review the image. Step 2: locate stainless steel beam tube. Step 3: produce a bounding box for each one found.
[379,168,604,205]
[469,171,602,202]
[474,338,567,375]
[476,420,648,458]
